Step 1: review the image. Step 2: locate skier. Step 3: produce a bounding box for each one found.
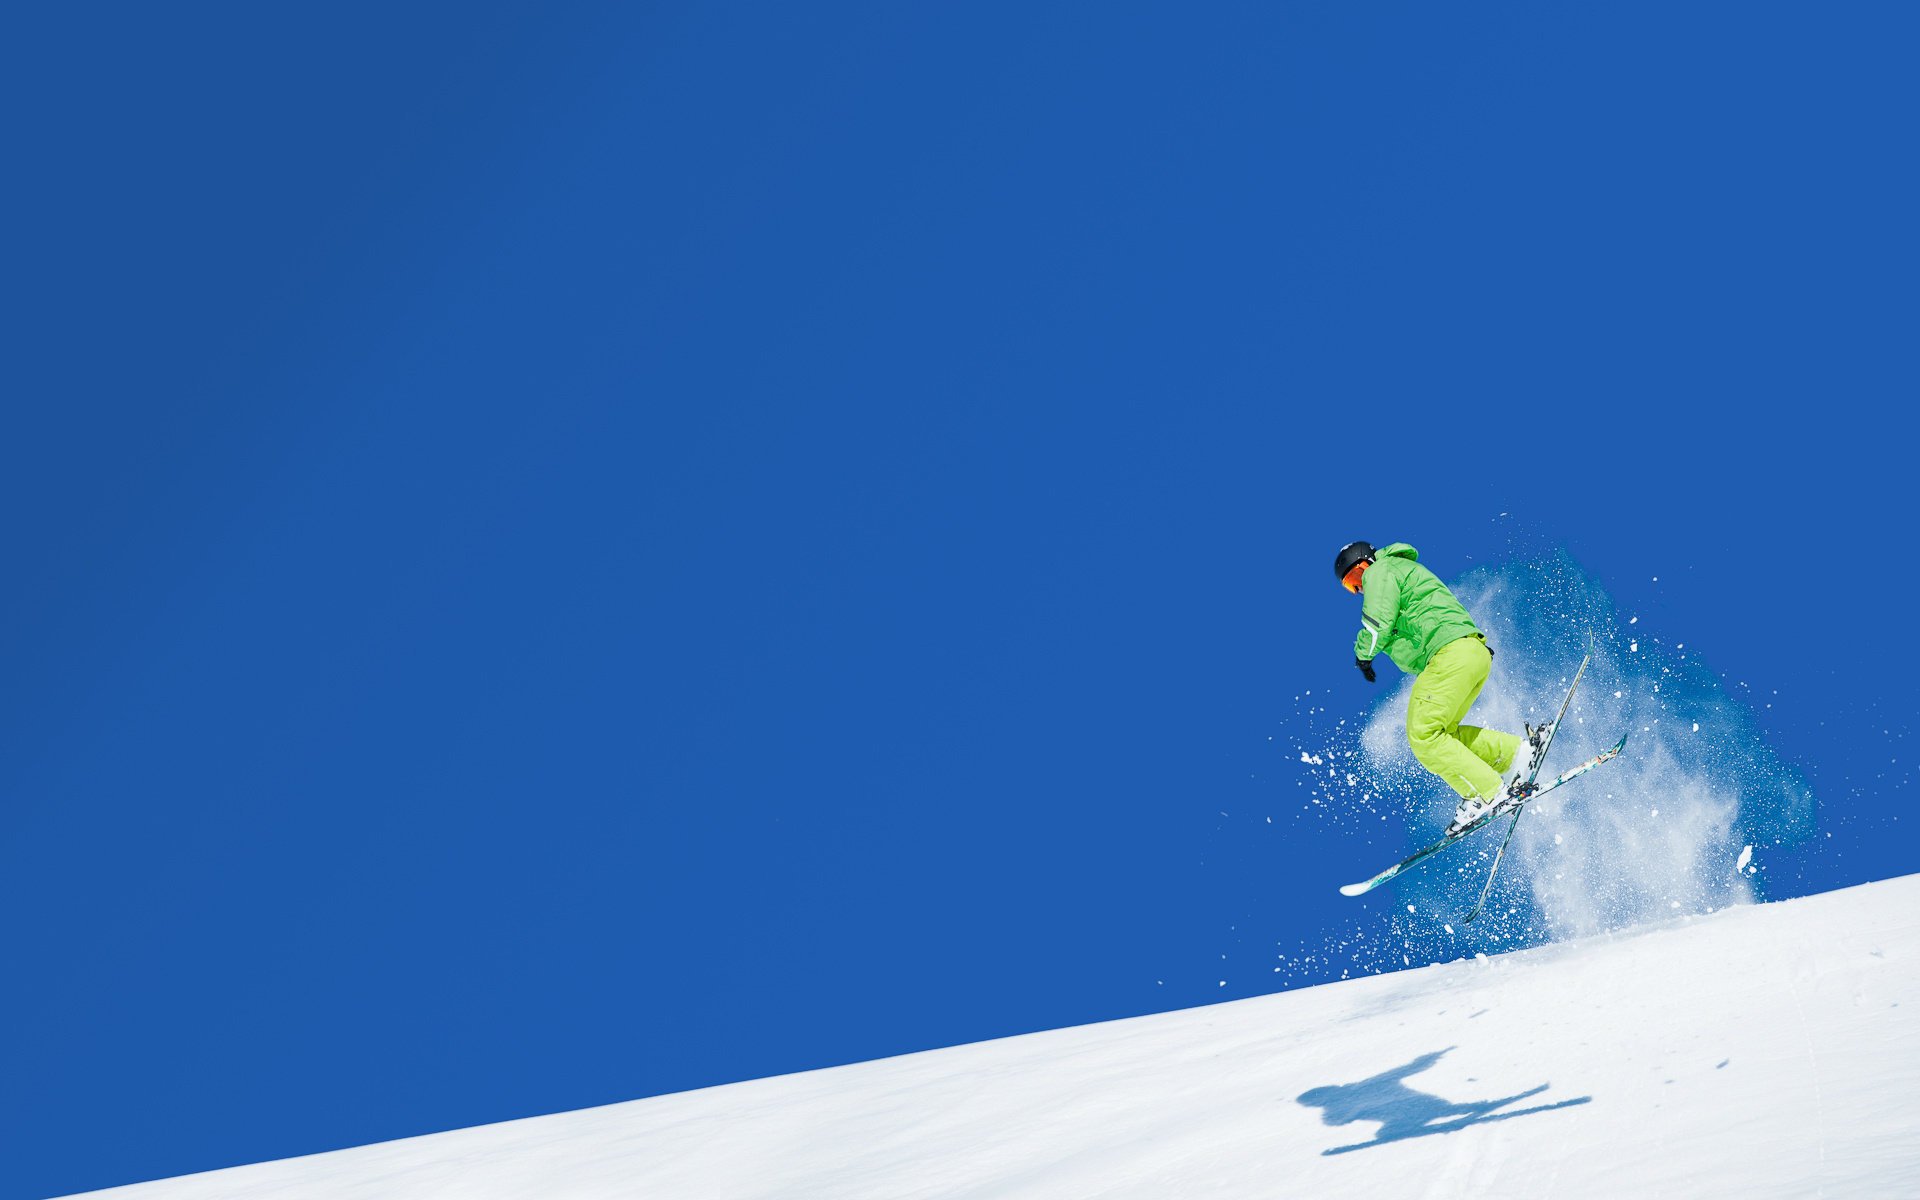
[1336,540,1543,834]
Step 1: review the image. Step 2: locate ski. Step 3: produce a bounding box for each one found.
[1462,731,1628,921]
[1338,639,1597,900]
[1459,643,1595,922]
[1336,733,1626,899]
[1464,806,1528,923]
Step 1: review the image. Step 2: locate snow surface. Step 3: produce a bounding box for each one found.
[69,874,1920,1199]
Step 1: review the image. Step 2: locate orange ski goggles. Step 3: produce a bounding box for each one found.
[1341,560,1369,594]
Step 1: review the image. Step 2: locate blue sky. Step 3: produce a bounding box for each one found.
[7,3,1917,1196]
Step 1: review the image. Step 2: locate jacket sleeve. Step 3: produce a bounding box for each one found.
[1352,565,1400,662]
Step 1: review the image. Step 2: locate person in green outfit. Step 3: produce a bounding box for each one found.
[1335,540,1546,834]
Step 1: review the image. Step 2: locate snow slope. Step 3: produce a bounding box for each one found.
[70,875,1920,1199]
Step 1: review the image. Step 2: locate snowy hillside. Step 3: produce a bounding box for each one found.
[70,875,1920,1199]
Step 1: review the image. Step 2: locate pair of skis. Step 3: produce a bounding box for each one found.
[1338,639,1627,922]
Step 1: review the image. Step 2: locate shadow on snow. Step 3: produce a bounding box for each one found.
[1297,1047,1590,1156]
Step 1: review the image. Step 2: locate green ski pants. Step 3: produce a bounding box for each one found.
[1405,635,1523,802]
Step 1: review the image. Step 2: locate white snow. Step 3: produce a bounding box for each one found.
[65,875,1920,1199]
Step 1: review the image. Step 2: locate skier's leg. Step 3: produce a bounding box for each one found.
[1458,724,1524,774]
[1406,638,1505,801]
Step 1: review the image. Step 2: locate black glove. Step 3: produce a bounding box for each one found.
[1355,657,1376,683]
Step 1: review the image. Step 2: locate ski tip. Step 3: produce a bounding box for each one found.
[1338,881,1372,897]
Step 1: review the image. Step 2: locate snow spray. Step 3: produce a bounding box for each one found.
[1280,551,1815,977]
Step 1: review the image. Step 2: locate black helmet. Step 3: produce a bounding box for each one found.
[1334,541,1374,580]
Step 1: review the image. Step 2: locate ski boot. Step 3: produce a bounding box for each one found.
[1446,790,1502,837]
[1446,772,1540,838]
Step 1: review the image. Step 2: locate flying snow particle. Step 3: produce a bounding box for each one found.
[1737,845,1754,872]
[1630,617,1639,624]
[1630,641,1640,652]
[1406,904,1416,914]
[1692,722,1700,732]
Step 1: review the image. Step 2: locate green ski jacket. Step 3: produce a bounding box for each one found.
[1351,543,1483,675]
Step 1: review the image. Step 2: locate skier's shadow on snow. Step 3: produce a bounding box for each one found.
[1298,1047,1590,1156]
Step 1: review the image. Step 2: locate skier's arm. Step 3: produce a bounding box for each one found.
[1352,566,1400,664]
